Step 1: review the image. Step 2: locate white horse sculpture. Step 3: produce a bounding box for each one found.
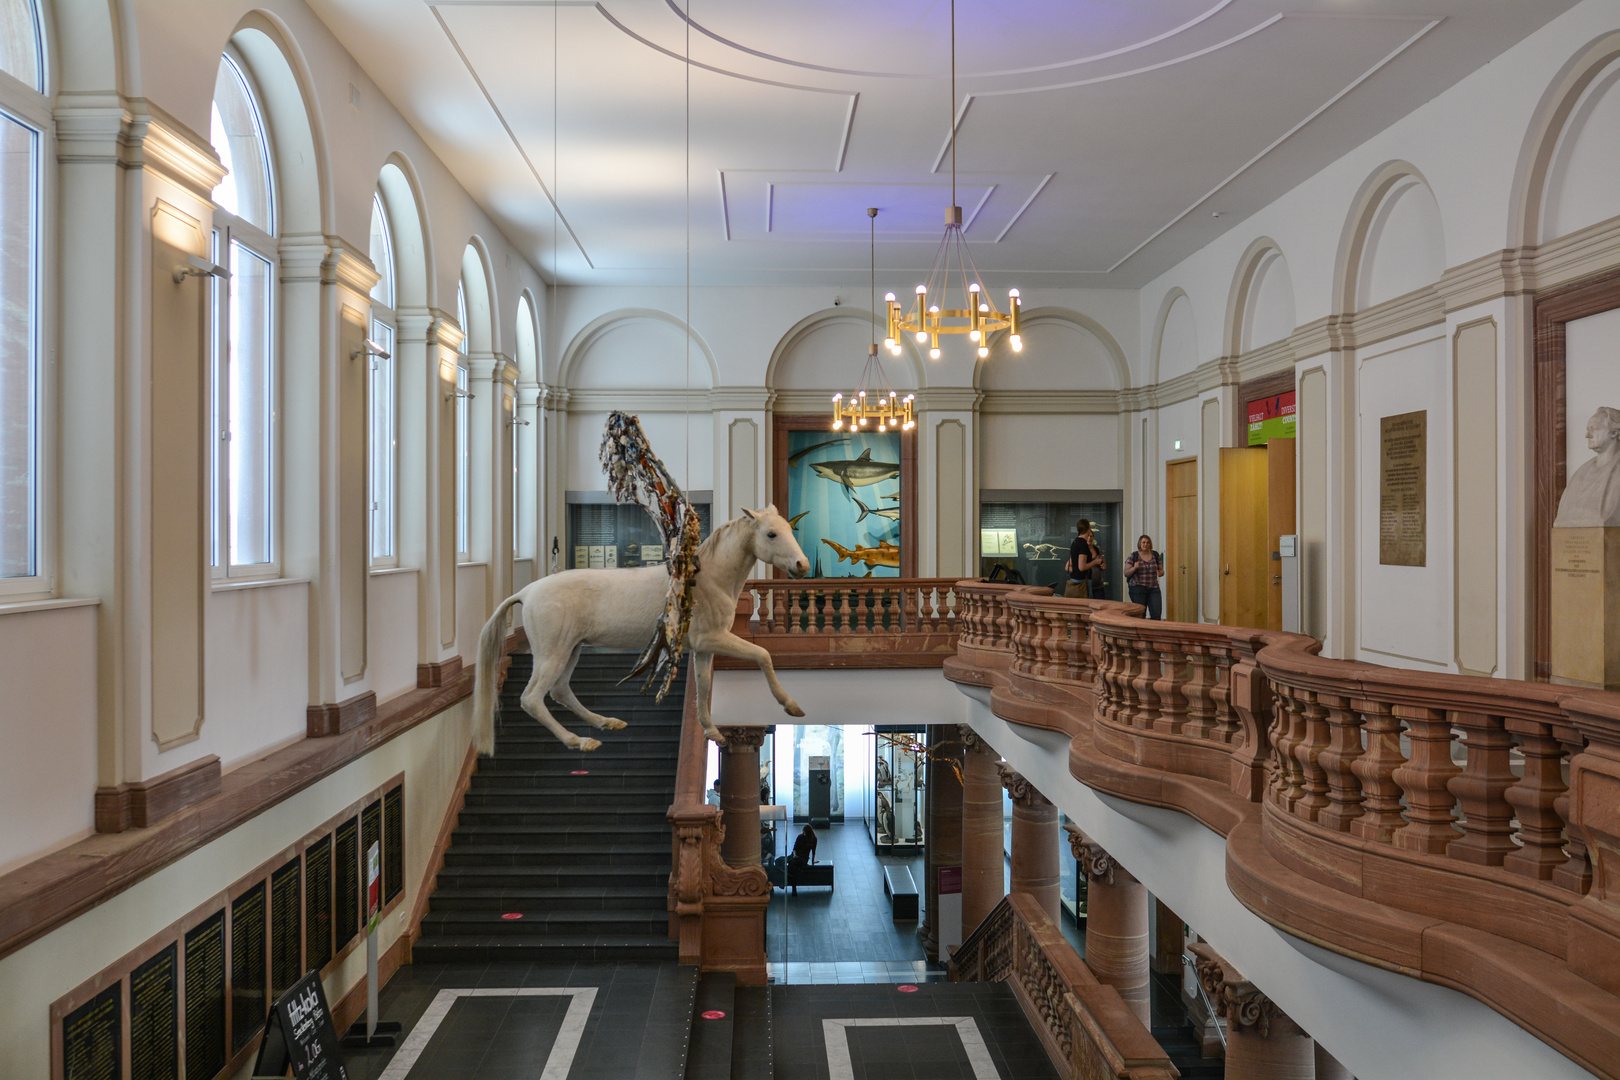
[471,506,811,753]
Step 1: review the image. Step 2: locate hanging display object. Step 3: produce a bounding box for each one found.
[884,0,1023,363]
[833,208,916,434]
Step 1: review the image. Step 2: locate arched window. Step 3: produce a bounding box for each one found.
[455,280,471,560]
[513,294,537,554]
[368,193,397,565]
[208,51,279,574]
[0,0,47,595]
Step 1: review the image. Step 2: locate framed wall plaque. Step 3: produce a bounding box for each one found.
[270,858,303,1000]
[230,883,267,1053]
[304,835,333,973]
[383,786,404,904]
[61,983,120,1080]
[184,910,227,1080]
[334,816,360,953]
[1379,410,1427,566]
[129,943,177,1080]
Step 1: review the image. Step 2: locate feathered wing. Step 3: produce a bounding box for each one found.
[599,411,702,701]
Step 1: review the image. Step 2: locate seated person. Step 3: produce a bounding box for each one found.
[789,824,817,868]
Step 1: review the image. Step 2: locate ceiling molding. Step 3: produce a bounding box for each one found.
[978,389,1119,415]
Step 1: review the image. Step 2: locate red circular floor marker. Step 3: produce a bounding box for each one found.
[701,1010,727,1020]
[570,770,589,775]
[897,984,919,993]
[501,913,524,920]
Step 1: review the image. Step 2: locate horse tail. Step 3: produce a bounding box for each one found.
[472,591,524,756]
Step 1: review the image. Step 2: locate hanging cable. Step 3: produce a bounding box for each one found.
[684,0,692,496]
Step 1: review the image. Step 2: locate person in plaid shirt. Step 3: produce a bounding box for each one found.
[1125,534,1163,620]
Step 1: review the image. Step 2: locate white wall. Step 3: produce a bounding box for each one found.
[981,414,1121,490]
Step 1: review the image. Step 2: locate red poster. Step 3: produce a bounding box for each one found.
[1247,390,1296,445]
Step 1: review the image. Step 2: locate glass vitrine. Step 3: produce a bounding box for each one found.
[566,497,710,569]
[978,496,1123,600]
[867,726,925,853]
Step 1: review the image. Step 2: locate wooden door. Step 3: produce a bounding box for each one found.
[1266,438,1297,632]
[1219,447,1270,630]
[1165,459,1199,622]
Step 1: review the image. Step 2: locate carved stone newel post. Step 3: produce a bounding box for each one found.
[718,726,768,867]
[1189,943,1314,1080]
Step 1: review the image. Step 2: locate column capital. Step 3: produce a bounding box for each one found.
[719,726,769,749]
[1187,943,1297,1038]
[1064,824,1118,885]
[958,724,995,755]
[997,764,1048,806]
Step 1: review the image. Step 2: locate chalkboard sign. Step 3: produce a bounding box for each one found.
[61,982,120,1080]
[129,943,177,1080]
[185,910,227,1080]
[333,817,359,952]
[305,835,333,972]
[252,970,348,1080]
[382,786,404,903]
[231,883,267,1052]
[271,858,303,999]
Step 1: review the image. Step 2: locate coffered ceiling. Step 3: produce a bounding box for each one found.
[307,0,1578,286]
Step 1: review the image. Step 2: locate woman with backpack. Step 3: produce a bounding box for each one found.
[1125,534,1164,620]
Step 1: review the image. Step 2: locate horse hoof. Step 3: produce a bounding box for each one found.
[575,738,602,752]
[784,702,805,718]
[601,718,628,731]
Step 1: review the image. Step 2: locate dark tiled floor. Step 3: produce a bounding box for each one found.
[772,981,1061,1080]
[341,960,693,1080]
[767,821,929,966]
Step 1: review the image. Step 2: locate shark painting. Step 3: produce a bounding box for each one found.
[787,511,810,531]
[787,437,850,470]
[822,538,901,570]
[810,448,901,492]
[853,497,900,523]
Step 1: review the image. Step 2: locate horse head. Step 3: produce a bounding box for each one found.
[741,505,810,578]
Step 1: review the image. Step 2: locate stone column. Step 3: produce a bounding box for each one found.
[922,727,965,961]
[1313,1044,1355,1080]
[960,727,1006,934]
[1000,765,1060,924]
[1069,826,1150,1024]
[718,727,768,867]
[1190,944,1315,1080]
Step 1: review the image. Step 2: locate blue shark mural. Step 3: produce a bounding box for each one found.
[786,431,902,578]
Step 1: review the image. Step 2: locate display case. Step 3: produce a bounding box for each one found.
[979,494,1123,600]
[866,726,925,853]
[566,495,711,569]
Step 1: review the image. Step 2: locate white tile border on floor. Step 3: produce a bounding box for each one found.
[822,1016,1001,1080]
[377,986,598,1080]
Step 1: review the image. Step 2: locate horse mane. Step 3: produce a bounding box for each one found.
[696,513,754,564]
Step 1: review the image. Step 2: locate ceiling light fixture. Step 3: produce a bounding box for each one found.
[834,208,915,434]
[886,0,1022,362]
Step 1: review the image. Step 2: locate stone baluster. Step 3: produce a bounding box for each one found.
[770,587,788,633]
[837,588,852,633]
[1183,644,1219,741]
[961,728,1007,933]
[1189,945,1315,1080]
[1067,827,1150,1024]
[1315,692,1365,832]
[717,726,769,867]
[1133,636,1162,731]
[901,582,918,633]
[1001,766,1061,924]
[787,587,804,634]
[1503,720,1568,881]
[1293,692,1332,822]
[1268,689,1306,812]
[1210,653,1239,741]
[1552,730,1593,895]
[1445,710,1518,866]
[1391,704,1463,855]
[1010,606,1035,676]
[1349,697,1406,844]
[1100,632,1128,724]
[1151,637,1188,735]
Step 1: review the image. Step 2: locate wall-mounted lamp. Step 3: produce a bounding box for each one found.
[507,416,531,427]
[446,387,475,401]
[352,338,391,362]
[172,254,229,285]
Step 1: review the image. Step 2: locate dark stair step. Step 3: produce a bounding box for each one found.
[456,807,672,826]
[685,971,735,1080]
[461,787,674,806]
[426,885,668,911]
[442,844,670,867]
[431,865,670,890]
[409,935,679,964]
[420,909,668,937]
[730,984,772,1080]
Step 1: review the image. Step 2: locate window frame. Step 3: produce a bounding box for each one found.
[455,281,471,563]
[368,193,398,569]
[0,9,55,603]
[208,49,281,581]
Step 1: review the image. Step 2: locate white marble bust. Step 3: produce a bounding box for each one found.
[1555,406,1620,527]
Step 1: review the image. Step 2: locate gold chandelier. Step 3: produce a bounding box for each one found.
[882,0,1023,363]
[833,208,916,434]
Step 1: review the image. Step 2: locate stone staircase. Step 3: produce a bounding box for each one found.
[414,648,682,964]
[682,972,774,1080]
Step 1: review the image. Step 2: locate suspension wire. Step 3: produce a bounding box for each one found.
[549,0,558,569]
[950,0,956,209]
[684,0,691,494]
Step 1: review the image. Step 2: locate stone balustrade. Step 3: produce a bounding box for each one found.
[949,892,1178,1080]
[721,577,971,669]
[943,580,1620,1078]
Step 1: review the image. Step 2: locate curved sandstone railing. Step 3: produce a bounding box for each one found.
[667,669,771,982]
[943,580,1620,1078]
[724,577,965,669]
[950,893,1177,1080]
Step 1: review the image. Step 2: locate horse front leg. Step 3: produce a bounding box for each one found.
[693,651,727,745]
[697,631,805,719]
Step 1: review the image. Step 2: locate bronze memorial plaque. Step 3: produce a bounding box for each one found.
[1380,410,1427,566]
[129,943,177,1080]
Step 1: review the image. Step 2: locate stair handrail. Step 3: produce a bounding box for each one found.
[1181,954,1226,1051]
[949,892,1179,1080]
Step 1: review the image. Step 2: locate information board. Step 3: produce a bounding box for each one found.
[1379,410,1427,566]
[383,787,404,903]
[304,835,333,972]
[231,884,267,1052]
[1247,391,1297,446]
[61,983,120,1080]
[271,858,303,999]
[334,817,360,952]
[129,943,177,1080]
[252,971,348,1080]
[184,910,227,1080]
